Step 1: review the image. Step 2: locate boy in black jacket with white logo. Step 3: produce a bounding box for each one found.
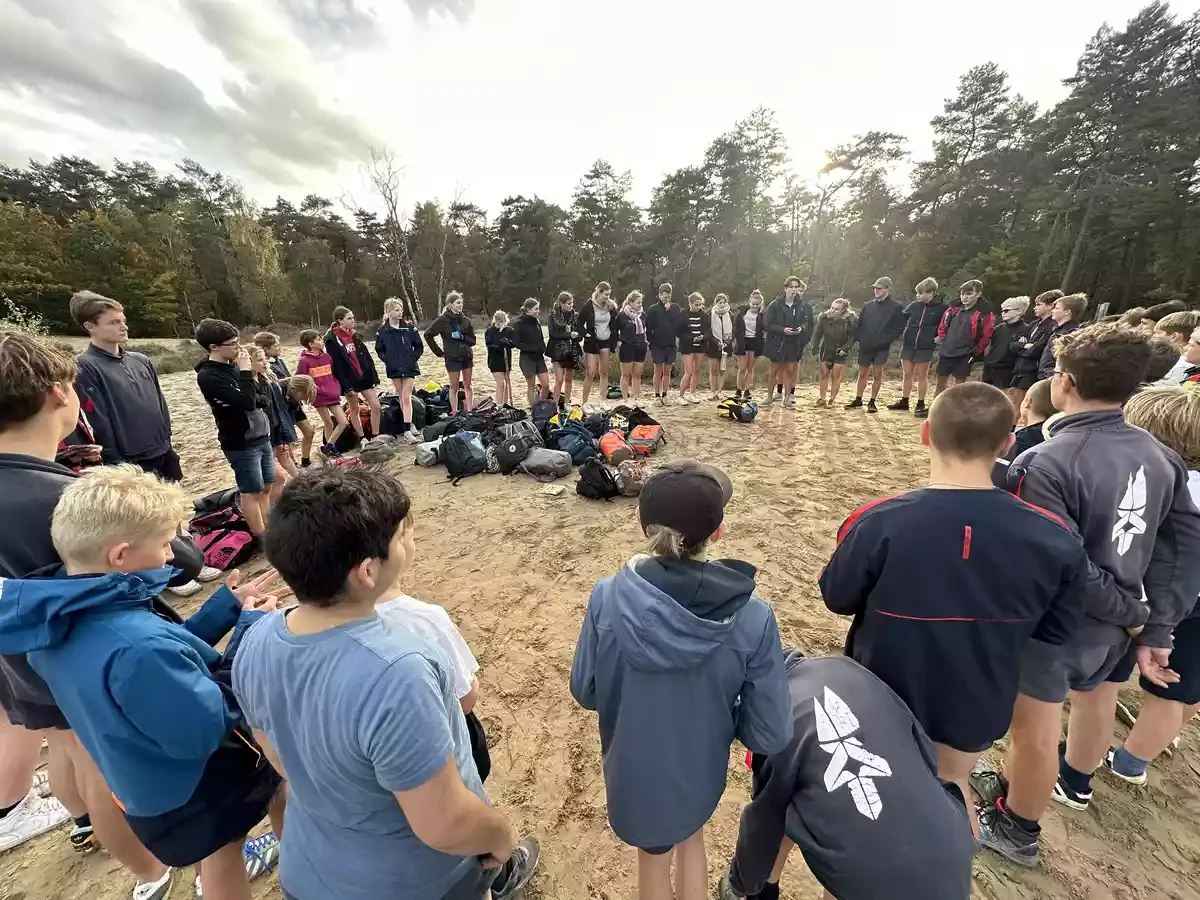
[821,382,1088,817]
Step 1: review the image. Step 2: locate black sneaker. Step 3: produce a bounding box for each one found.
[866,399,878,413]
[491,837,540,900]
[845,397,863,409]
[913,402,928,419]
[69,823,97,854]
[968,768,1008,807]
[1051,774,1093,810]
[978,802,1040,868]
[886,397,910,411]
[321,442,341,458]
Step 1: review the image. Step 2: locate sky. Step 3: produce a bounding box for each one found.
[1,0,1197,218]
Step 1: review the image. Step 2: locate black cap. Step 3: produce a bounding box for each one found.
[639,461,733,550]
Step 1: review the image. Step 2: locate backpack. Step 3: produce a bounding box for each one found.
[532,399,558,429]
[422,418,460,442]
[599,429,634,464]
[616,459,652,497]
[495,433,540,474]
[471,397,498,416]
[499,419,544,446]
[415,437,445,468]
[718,397,758,423]
[550,421,598,465]
[581,414,611,438]
[628,424,666,456]
[380,394,427,435]
[443,431,487,485]
[484,445,501,474]
[360,437,398,465]
[519,448,572,482]
[576,458,621,501]
[188,500,258,571]
[606,385,624,400]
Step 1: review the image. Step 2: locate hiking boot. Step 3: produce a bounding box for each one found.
[1051,774,1093,810]
[913,402,928,419]
[968,768,1008,807]
[1105,748,1148,786]
[978,801,1040,868]
[491,837,541,900]
[866,399,878,413]
[845,397,863,409]
[886,397,910,411]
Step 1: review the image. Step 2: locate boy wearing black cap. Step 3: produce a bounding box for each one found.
[820,383,1088,814]
[570,461,791,900]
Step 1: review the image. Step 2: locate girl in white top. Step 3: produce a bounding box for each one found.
[707,294,734,399]
[581,281,619,406]
[734,290,766,400]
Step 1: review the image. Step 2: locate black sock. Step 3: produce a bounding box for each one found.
[73,813,91,829]
[1059,758,1093,795]
[750,883,781,900]
[0,800,20,818]
[999,799,1040,835]
[300,458,311,467]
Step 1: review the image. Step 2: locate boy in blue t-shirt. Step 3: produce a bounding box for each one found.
[233,467,538,900]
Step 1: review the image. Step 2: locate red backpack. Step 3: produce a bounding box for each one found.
[188,490,259,571]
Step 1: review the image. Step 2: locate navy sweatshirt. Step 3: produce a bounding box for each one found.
[820,488,1088,752]
[74,344,173,465]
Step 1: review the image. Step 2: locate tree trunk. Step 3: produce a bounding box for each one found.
[1062,183,1099,293]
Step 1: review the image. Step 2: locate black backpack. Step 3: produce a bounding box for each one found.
[443,433,487,485]
[495,433,540,474]
[611,405,660,428]
[576,458,621,501]
[532,399,558,428]
[422,418,460,442]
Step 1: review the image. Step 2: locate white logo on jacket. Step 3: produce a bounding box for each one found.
[815,687,892,820]
[1112,466,1148,556]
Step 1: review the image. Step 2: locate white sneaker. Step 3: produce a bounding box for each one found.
[196,566,222,583]
[654,396,665,407]
[687,393,701,405]
[709,392,721,401]
[0,790,71,853]
[132,868,172,900]
[166,579,202,598]
[676,395,690,406]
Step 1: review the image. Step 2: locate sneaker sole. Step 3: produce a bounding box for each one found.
[1050,785,1091,811]
[1107,768,1148,786]
[980,838,1040,869]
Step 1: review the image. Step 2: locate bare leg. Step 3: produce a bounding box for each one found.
[900,358,914,399]
[768,836,794,883]
[855,366,870,397]
[1124,696,1200,762]
[296,419,314,460]
[915,362,932,406]
[637,848,674,900]
[819,362,830,401]
[461,369,474,411]
[830,364,845,403]
[631,362,643,401]
[268,465,286,504]
[562,368,575,405]
[537,372,549,403]
[44,735,83,816]
[240,490,268,535]
[267,785,286,839]
[1064,683,1123,776]
[934,373,950,397]
[345,393,365,438]
[745,353,757,394]
[582,354,597,405]
[327,406,349,448]
[397,378,415,429]
[673,828,707,900]
[620,361,633,399]
[869,365,883,401]
[0,716,41,809]
[361,388,382,435]
[448,372,462,414]
[525,376,536,410]
[198,841,253,900]
[1007,387,1027,420]
[1003,694,1063,822]
[784,362,799,399]
[598,349,611,399]
[934,744,984,838]
[273,446,298,479]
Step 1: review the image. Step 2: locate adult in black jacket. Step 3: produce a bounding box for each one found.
[512,298,550,408]
[645,283,683,405]
[763,277,814,408]
[424,291,478,414]
[547,291,580,407]
[983,297,1031,392]
[616,290,648,403]
[484,311,517,407]
[195,318,274,535]
[374,297,425,441]
[325,306,382,440]
[732,290,767,399]
[676,292,713,404]
[847,277,906,413]
[889,277,945,418]
[1036,292,1086,381]
[1009,290,1063,407]
[720,654,975,900]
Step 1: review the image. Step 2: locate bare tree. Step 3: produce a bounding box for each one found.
[363,148,424,320]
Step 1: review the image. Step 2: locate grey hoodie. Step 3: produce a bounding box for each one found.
[570,556,791,849]
[1013,409,1200,648]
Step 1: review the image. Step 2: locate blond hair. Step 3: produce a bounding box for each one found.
[1002,297,1031,316]
[492,310,509,328]
[624,290,643,306]
[383,297,404,316]
[688,292,706,310]
[1155,310,1200,342]
[247,345,276,383]
[51,465,192,566]
[285,374,316,404]
[645,524,707,559]
[915,277,938,294]
[1125,388,1200,469]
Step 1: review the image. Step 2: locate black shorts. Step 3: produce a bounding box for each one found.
[619,343,647,364]
[650,345,677,365]
[135,448,183,483]
[124,732,281,867]
[519,352,548,377]
[1010,372,1040,391]
[583,336,617,355]
[445,357,473,373]
[1108,615,1200,704]
[982,364,1014,389]
[936,354,973,378]
[291,406,307,423]
[706,342,730,360]
[858,347,889,367]
[901,346,934,364]
[736,336,764,357]
[769,342,805,364]
[0,661,69,730]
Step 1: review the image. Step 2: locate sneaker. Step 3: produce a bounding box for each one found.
[0,790,71,852]
[131,868,172,900]
[914,402,928,419]
[977,802,1040,868]
[687,393,701,405]
[1105,748,1148,786]
[195,566,222,583]
[243,831,281,879]
[69,822,98,854]
[709,392,721,401]
[866,399,878,413]
[845,397,863,409]
[743,391,752,401]
[321,442,341,458]
[719,873,743,900]
[886,397,910,411]
[1051,774,1093,811]
[815,398,827,408]
[654,395,665,407]
[166,579,201,598]
[491,837,541,900]
[968,768,1008,807]
[784,395,797,408]
[402,431,420,445]
[676,396,690,406]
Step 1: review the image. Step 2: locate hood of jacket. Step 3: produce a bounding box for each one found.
[600,556,756,672]
[0,567,175,656]
[1046,408,1125,438]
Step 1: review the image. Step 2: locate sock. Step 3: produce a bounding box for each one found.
[300,458,311,467]
[1059,757,1094,795]
[998,798,1040,835]
[0,800,20,818]
[73,814,91,830]
[1110,745,1150,778]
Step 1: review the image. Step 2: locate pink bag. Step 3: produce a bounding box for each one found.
[189,506,259,571]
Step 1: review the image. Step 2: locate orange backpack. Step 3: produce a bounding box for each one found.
[599,429,634,464]
[628,424,666,456]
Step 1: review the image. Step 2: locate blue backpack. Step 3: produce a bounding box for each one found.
[549,421,598,465]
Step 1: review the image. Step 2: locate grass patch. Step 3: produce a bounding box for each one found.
[126,340,207,375]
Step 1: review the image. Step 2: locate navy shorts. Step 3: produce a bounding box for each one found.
[1108,615,1200,705]
[651,346,677,365]
[936,354,973,378]
[1019,637,1130,704]
[619,343,647,364]
[135,448,183,483]
[858,347,889,367]
[224,439,276,494]
[584,336,618,355]
[125,732,281,867]
[1010,372,1040,391]
[445,357,473,373]
[735,336,764,357]
[519,352,548,377]
[901,346,934,364]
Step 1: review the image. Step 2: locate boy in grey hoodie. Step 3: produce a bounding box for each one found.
[977,324,1200,868]
[570,461,791,900]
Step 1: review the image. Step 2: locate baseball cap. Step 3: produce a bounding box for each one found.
[873,277,893,289]
[639,461,734,550]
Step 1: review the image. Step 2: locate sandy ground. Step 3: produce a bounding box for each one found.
[3,343,1200,900]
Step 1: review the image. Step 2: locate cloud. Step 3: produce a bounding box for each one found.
[0,0,380,186]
